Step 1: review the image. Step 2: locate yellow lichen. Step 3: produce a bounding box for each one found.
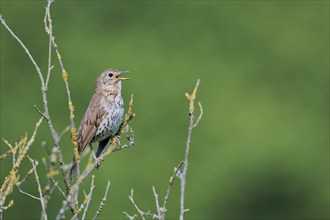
[46,169,59,178]
[73,145,80,164]
[83,194,89,204]
[62,69,68,82]
[68,101,74,112]
[57,52,62,60]
[8,200,14,208]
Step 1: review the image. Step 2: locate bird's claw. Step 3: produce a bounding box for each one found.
[96,158,101,169]
[113,134,121,145]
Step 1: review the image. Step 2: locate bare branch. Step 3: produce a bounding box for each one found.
[56,200,68,220]
[41,0,71,196]
[44,0,54,87]
[1,4,70,196]
[81,176,95,220]
[128,188,146,220]
[50,178,67,200]
[161,161,184,219]
[152,186,161,219]
[28,157,48,220]
[44,0,79,167]
[123,211,138,220]
[126,188,157,220]
[193,102,203,128]
[112,134,135,153]
[180,79,202,220]
[34,105,49,120]
[17,185,40,200]
[92,180,111,220]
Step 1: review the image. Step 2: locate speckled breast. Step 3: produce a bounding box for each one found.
[92,95,124,142]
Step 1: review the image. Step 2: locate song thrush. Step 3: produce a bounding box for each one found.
[68,68,129,180]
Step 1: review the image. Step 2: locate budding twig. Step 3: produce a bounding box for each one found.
[92,180,111,220]
[180,79,202,220]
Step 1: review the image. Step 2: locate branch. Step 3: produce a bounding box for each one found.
[71,176,95,220]
[123,212,138,220]
[44,0,79,165]
[180,79,202,220]
[43,0,71,195]
[50,178,67,201]
[17,185,40,201]
[28,157,48,220]
[92,180,111,220]
[0,118,43,217]
[128,189,147,220]
[81,176,95,220]
[1,5,70,195]
[161,161,184,219]
[34,105,49,120]
[152,186,161,219]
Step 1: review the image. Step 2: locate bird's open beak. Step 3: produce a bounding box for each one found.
[117,70,130,80]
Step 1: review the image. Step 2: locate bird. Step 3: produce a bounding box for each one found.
[68,68,129,180]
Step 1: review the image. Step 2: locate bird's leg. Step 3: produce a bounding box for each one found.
[89,143,99,164]
[95,137,111,169]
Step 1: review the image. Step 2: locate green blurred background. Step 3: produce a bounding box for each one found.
[1,0,329,219]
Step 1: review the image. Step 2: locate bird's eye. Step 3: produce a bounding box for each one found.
[108,73,113,77]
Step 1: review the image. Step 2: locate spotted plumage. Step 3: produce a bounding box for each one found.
[68,68,129,180]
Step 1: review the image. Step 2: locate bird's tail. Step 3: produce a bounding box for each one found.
[68,157,77,181]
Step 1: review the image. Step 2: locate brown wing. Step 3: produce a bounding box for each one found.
[77,92,105,154]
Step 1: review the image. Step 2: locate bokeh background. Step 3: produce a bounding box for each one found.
[1,0,329,219]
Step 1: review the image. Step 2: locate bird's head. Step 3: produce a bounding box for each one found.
[96,68,129,92]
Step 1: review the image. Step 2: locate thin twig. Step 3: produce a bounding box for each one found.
[152,186,161,219]
[44,0,54,87]
[128,188,146,220]
[193,102,203,128]
[56,200,68,220]
[34,105,49,120]
[112,135,135,153]
[92,180,111,220]
[0,148,16,162]
[123,212,138,220]
[0,118,43,218]
[81,176,95,220]
[126,188,157,220]
[180,79,202,220]
[50,178,67,200]
[15,167,34,186]
[17,186,40,200]
[162,161,184,219]
[28,157,48,220]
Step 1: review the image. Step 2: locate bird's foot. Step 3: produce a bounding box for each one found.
[113,134,121,145]
[96,158,101,169]
[92,151,101,169]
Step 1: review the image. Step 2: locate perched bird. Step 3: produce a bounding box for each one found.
[68,68,129,180]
